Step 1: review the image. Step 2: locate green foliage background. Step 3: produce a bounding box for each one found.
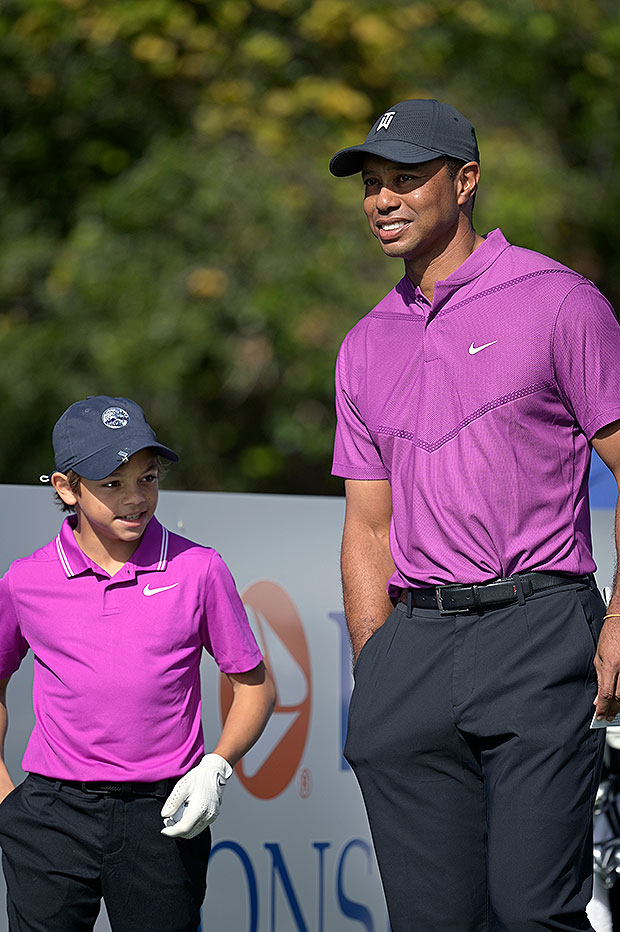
[2,0,620,493]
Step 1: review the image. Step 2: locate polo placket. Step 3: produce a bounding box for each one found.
[102,566,136,616]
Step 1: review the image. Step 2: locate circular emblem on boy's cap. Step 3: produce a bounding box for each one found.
[101,406,130,429]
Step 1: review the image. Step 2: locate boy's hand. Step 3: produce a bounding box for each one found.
[160,754,233,839]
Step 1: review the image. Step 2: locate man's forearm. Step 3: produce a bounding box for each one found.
[593,477,620,720]
[341,520,395,663]
[0,679,14,800]
[607,497,620,615]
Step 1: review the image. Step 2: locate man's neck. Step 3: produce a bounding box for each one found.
[406,225,485,302]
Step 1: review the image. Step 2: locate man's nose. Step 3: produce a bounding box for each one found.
[376,185,400,212]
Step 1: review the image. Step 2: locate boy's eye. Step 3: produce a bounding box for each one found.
[141,473,158,483]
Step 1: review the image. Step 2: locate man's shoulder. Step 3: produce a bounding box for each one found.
[500,239,590,289]
[339,278,415,346]
[478,235,612,321]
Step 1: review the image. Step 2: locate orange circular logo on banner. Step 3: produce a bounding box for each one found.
[219,580,312,799]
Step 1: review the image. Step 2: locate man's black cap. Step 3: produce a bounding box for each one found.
[329,99,479,176]
[52,395,179,480]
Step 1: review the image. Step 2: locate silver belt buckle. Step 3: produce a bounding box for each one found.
[435,585,470,615]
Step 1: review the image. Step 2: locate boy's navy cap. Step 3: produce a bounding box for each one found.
[329,99,479,176]
[52,396,179,480]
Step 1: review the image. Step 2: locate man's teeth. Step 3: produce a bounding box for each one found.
[381,221,406,231]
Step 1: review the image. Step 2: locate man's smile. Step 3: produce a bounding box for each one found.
[376,218,411,241]
[378,220,409,230]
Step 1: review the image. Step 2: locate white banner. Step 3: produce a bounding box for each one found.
[0,485,616,931]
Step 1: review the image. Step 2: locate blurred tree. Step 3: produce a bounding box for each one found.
[1,0,619,493]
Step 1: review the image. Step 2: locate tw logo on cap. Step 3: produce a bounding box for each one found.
[101,407,130,429]
[376,111,396,132]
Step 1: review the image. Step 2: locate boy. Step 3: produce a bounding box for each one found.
[0,395,275,932]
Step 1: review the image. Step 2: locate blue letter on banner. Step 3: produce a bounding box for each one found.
[337,839,375,930]
[264,842,310,932]
[209,841,258,932]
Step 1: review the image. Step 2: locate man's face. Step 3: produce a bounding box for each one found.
[361,156,463,266]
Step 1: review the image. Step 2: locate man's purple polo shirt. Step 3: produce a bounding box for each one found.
[0,516,262,781]
[333,229,620,592]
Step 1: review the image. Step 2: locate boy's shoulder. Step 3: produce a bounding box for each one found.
[5,534,60,572]
[163,526,218,563]
[1,534,61,592]
[152,521,227,574]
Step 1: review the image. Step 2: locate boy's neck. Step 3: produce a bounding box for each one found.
[71,519,143,577]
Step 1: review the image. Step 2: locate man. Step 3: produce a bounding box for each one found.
[329,98,620,931]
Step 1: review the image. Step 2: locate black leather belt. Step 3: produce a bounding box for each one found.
[32,773,179,798]
[398,572,592,615]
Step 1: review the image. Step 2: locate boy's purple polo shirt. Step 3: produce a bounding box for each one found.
[333,229,620,592]
[0,516,262,781]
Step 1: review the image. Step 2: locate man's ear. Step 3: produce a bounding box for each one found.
[51,472,78,508]
[456,161,480,208]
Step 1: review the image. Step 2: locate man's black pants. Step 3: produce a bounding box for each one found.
[345,579,606,932]
[0,774,210,931]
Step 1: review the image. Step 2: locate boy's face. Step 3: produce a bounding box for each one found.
[56,449,159,547]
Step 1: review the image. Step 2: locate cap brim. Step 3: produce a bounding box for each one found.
[61,438,179,480]
[329,140,446,176]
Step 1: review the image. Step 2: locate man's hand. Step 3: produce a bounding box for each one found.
[160,753,232,839]
[594,617,620,721]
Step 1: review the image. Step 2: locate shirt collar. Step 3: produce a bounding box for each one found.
[131,517,169,572]
[399,228,511,312]
[55,515,169,579]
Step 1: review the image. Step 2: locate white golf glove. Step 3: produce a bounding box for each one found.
[160,753,233,839]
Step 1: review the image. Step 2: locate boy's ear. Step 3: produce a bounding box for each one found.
[51,472,78,508]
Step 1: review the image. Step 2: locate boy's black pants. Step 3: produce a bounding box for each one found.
[345,578,606,932]
[0,774,210,932]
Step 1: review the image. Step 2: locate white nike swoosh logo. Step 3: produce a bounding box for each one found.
[468,340,498,355]
[143,583,179,597]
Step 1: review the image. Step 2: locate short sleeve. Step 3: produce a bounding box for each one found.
[552,283,620,439]
[332,340,388,480]
[0,570,29,678]
[200,552,262,674]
